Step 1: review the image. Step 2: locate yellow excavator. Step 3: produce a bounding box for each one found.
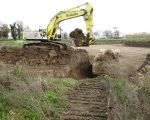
[24,2,94,49]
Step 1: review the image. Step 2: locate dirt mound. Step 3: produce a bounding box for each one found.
[137,54,150,73]
[69,28,88,47]
[130,53,150,79]
[94,49,118,61]
[0,46,92,79]
[92,49,119,76]
[0,46,70,66]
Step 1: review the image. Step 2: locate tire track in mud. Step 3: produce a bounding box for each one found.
[61,78,108,120]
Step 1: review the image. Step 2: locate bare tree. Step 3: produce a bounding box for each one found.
[114,30,120,38]
[0,23,10,39]
[0,22,2,38]
[94,30,101,38]
[10,21,24,40]
[10,23,18,40]
[16,21,23,39]
[103,30,112,38]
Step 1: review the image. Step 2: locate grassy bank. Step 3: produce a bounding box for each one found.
[0,64,77,120]
[92,38,125,45]
[126,33,150,41]
[124,41,150,47]
[0,40,28,48]
[124,34,150,47]
[103,65,150,119]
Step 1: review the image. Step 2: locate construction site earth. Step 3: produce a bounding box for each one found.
[0,33,150,119]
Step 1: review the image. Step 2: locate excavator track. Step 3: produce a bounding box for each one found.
[23,40,67,50]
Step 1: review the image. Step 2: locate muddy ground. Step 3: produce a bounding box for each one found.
[80,44,150,77]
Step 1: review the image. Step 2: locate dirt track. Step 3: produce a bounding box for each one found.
[80,44,150,76]
[62,78,108,120]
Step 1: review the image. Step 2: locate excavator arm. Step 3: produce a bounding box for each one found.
[24,3,94,49]
[45,2,94,44]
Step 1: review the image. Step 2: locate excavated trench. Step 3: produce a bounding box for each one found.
[0,28,93,79]
[0,46,93,79]
[0,45,109,120]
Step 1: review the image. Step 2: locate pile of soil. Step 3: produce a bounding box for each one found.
[0,46,70,66]
[69,28,87,47]
[130,53,150,78]
[137,54,150,73]
[94,50,118,61]
[93,50,119,76]
[0,46,92,79]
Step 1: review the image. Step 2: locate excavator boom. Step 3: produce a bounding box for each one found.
[45,2,94,44]
[24,2,94,49]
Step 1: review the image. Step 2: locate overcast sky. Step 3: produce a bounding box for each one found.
[0,0,150,34]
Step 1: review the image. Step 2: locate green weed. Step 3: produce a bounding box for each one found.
[0,97,9,120]
[103,76,143,120]
[19,109,39,120]
[113,79,127,102]
[45,77,77,109]
[47,77,77,95]
[45,91,66,109]
[11,65,24,78]
[0,67,77,119]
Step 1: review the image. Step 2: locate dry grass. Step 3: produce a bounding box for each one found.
[0,66,54,119]
[0,64,77,120]
[105,76,143,120]
[104,54,150,120]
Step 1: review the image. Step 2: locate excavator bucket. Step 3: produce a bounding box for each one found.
[69,28,89,47]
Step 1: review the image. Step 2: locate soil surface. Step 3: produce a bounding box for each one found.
[80,44,150,76]
[62,78,108,120]
[61,44,150,120]
[0,46,92,79]
[0,43,149,120]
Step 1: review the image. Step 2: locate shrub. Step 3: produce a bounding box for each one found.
[11,65,24,77]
